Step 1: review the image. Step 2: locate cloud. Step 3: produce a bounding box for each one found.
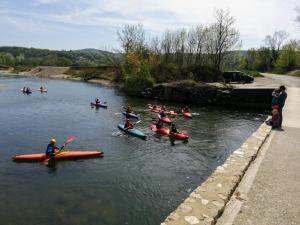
[0,0,299,49]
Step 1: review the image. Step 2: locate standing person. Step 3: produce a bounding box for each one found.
[271,89,280,107]
[277,85,287,129]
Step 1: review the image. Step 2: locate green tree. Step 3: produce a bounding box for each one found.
[275,41,299,72]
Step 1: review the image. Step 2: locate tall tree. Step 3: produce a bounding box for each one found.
[264,30,289,63]
[210,9,240,79]
[117,24,145,55]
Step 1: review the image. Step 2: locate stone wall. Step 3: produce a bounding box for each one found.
[161,122,272,225]
[142,83,274,109]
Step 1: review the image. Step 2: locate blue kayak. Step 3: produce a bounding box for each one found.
[122,112,139,119]
[117,124,146,139]
[91,102,107,108]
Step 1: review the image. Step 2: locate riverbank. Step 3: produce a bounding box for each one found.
[0,66,117,87]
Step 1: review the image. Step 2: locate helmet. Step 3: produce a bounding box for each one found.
[50,138,56,144]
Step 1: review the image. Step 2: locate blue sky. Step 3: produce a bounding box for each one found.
[0,0,299,50]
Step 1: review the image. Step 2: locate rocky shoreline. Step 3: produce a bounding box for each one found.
[141,82,274,109]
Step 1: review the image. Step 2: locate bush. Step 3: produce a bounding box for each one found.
[124,62,154,95]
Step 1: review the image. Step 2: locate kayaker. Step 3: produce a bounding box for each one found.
[124,119,133,130]
[156,119,164,129]
[126,106,132,114]
[26,87,31,93]
[182,105,190,113]
[46,139,62,157]
[95,98,100,104]
[169,123,179,134]
[22,87,26,92]
[159,106,167,118]
[40,86,44,91]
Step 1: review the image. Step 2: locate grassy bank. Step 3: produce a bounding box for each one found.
[64,66,116,81]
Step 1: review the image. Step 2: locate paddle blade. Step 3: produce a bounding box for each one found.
[43,158,51,165]
[66,136,75,144]
[181,130,188,135]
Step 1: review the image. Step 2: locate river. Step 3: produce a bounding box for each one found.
[0,74,266,225]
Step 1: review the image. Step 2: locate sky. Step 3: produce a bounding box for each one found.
[0,0,299,50]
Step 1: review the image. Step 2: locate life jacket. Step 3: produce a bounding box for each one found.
[160,112,166,118]
[124,122,133,129]
[46,144,59,155]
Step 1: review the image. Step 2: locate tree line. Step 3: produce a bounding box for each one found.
[117,9,241,94]
[240,31,300,73]
[0,47,110,67]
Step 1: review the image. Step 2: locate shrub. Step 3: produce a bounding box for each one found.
[124,62,154,95]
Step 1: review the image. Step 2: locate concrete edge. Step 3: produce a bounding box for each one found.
[161,120,272,225]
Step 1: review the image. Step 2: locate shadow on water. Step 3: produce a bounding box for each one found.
[0,74,267,225]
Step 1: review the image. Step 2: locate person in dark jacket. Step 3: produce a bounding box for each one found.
[46,139,61,157]
[271,89,280,107]
[277,85,287,128]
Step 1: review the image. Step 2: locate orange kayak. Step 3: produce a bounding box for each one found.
[12,151,103,162]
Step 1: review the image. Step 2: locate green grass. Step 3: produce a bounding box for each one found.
[243,70,264,78]
[178,79,197,86]
[292,70,300,77]
[64,66,115,81]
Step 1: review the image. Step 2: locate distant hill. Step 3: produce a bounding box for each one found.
[0,46,115,67]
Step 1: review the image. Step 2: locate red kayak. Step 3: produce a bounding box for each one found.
[150,124,170,135]
[12,151,103,162]
[183,112,192,118]
[169,133,189,140]
[150,124,189,140]
[157,114,171,123]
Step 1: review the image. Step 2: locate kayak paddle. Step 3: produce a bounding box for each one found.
[59,136,75,152]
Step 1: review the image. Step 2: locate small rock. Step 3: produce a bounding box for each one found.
[191,192,202,199]
[218,194,227,200]
[184,216,200,225]
[201,199,209,205]
[204,217,214,225]
[167,212,179,221]
[179,204,193,213]
[216,166,225,171]
[186,198,196,203]
[217,183,222,188]
[212,200,224,208]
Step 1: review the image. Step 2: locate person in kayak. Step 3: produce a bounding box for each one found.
[125,106,132,114]
[182,105,190,113]
[124,119,133,130]
[156,119,164,129]
[159,107,167,118]
[95,98,100,104]
[26,87,31,93]
[22,87,26,92]
[46,139,63,157]
[40,86,44,91]
[169,123,179,134]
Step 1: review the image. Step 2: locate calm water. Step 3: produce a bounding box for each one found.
[0,74,266,225]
